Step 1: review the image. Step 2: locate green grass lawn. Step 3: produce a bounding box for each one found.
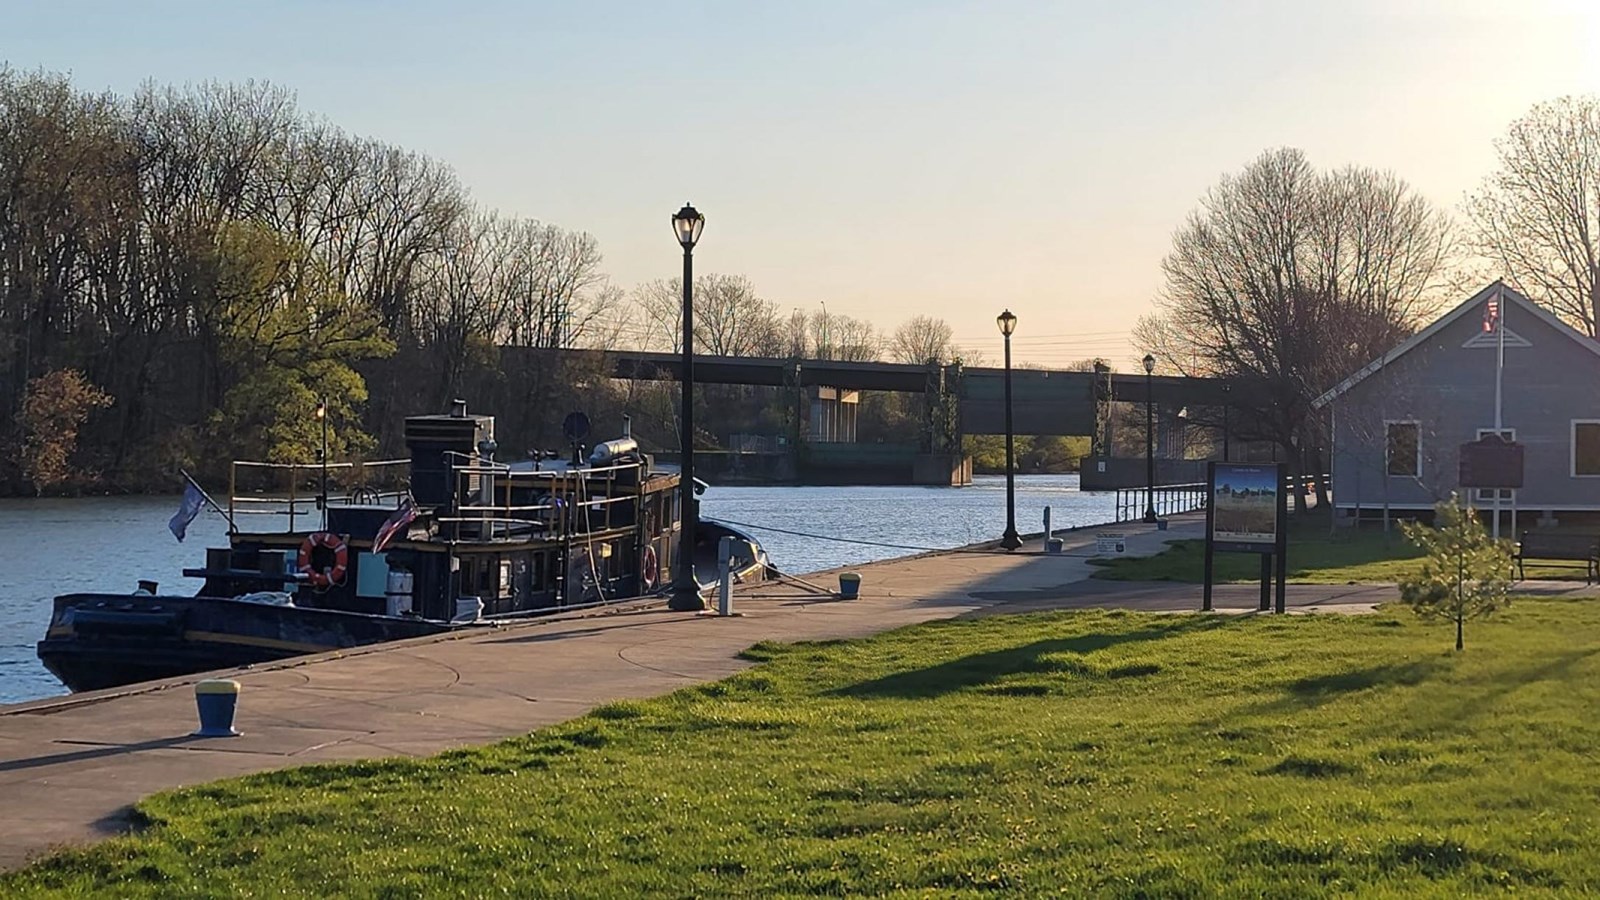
[1093,518,1600,585]
[9,602,1600,897]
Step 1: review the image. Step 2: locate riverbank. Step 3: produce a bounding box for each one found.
[0,512,1244,871]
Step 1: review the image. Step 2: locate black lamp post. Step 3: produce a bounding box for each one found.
[998,309,1022,550]
[1143,353,1157,523]
[1221,383,1231,463]
[669,203,706,612]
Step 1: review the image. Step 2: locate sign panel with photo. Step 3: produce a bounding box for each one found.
[1210,463,1280,552]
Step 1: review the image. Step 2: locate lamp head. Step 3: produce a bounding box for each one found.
[1142,353,1155,374]
[996,309,1017,337]
[315,399,326,420]
[672,203,704,249]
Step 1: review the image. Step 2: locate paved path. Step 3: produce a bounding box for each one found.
[1,514,1590,871]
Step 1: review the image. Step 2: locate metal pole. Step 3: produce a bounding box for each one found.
[1001,331,1021,549]
[1493,289,1505,541]
[319,398,329,531]
[1144,369,1156,522]
[1222,386,1231,463]
[717,535,733,616]
[670,246,704,610]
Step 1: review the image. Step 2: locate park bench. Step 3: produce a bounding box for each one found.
[1514,532,1600,584]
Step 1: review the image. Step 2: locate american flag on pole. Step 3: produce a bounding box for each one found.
[373,498,418,553]
[1483,295,1501,333]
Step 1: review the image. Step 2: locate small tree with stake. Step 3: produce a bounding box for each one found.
[1399,496,1513,651]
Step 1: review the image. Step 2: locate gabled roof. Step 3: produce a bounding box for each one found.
[1311,282,1600,409]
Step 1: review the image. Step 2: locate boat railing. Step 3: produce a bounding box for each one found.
[443,454,653,542]
[228,459,411,532]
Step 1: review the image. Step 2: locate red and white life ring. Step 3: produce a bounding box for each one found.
[298,532,349,589]
[641,545,659,591]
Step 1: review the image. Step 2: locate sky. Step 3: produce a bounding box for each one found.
[5,0,1598,369]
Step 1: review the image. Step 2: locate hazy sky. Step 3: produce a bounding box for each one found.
[7,1,1599,367]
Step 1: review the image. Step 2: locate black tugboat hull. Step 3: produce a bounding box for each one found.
[37,594,453,693]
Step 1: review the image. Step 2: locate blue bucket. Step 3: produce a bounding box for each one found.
[193,679,241,737]
[838,572,862,600]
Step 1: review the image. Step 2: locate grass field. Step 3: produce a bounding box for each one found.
[1091,518,1430,584]
[8,602,1600,897]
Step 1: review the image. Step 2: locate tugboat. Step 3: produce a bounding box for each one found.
[37,403,769,693]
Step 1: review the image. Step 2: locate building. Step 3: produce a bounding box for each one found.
[1314,282,1600,523]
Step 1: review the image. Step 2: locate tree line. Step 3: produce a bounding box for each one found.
[0,68,1010,494]
[5,62,1594,495]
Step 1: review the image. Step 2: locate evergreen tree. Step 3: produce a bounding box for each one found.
[1399,496,1513,651]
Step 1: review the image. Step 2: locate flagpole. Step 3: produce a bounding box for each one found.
[181,469,238,533]
[1493,288,1505,542]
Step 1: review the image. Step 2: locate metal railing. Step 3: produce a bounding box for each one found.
[1114,481,1210,523]
[228,459,411,531]
[442,456,650,542]
[1112,475,1326,524]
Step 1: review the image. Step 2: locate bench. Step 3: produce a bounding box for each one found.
[1514,532,1600,584]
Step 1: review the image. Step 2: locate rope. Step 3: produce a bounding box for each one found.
[708,517,1103,558]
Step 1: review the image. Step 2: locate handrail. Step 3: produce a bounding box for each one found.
[232,459,409,470]
[1112,474,1326,524]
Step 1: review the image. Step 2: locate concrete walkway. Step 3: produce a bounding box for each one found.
[0,513,1581,871]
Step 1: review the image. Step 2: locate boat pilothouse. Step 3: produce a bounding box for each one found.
[37,403,770,693]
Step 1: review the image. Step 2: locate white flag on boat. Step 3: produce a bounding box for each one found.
[168,482,205,542]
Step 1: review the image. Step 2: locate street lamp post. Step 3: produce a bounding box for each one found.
[998,310,1021,550]
[1143,353,1157,523]
[669,204,706,611]
[1221,383,1231,462]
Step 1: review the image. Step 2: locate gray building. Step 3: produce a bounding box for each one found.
[1315,282,1600,521]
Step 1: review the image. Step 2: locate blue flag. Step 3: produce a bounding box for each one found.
[169,483,205,542]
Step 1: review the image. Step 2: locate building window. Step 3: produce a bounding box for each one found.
[1386,421,1420,477]
[1573,421,1600,477]
[1476,428,1515,501]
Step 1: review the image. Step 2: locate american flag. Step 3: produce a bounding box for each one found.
[1483,295,1500,333]
[373,498,418,553]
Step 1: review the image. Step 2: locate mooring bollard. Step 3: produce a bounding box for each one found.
[1046,538,1064,554]
[193,678,241,737]
[717,535,734,616]
[1043,506,1052,543]
[838,572,862,600]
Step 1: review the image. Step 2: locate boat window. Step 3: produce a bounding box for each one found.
[499,559,511,598]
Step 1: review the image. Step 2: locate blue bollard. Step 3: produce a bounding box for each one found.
[193,679,241,737]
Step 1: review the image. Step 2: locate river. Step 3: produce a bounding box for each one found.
[0,475,1114,705]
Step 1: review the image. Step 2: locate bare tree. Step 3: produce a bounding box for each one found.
[633,274,780,356]
[1468,95,1600,335]
[889,315,955,364]
[1138,147,1457,504]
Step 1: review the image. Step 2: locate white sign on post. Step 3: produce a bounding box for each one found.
[1095,533,1126,555]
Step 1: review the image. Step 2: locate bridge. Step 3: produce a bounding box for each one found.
[504,348,1261,485]
[598,350,1249,437]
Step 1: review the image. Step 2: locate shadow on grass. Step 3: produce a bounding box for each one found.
[1287,660,1440,702]
[832,618,1225,699]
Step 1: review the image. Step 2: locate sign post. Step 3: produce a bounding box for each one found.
[1203,461,1288,613]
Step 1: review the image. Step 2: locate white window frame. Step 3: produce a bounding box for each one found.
[1474,427,1515,501]
[1572,420,1600,478]
[1385,419,1421,479]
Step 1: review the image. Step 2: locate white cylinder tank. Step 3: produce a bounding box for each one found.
[589,438,639,465]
